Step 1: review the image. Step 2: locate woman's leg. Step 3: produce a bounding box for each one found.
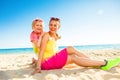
[66,46,89,58]
[66,54,106,67]
[66,52,120,70]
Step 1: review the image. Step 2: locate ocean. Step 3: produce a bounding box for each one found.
[0,44,120,54]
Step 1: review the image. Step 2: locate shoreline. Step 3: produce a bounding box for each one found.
[0,49,120,80]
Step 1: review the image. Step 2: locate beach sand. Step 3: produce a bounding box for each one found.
[0,49,120,80]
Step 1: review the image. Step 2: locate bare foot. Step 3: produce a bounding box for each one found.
[31,68,41,75]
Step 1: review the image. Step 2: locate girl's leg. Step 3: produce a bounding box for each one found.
[66,46,89,58]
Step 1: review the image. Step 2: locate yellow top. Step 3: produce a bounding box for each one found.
[42,37,58,60]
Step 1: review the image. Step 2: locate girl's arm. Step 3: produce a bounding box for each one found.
[30,32,38,48]
[31,33,49,75]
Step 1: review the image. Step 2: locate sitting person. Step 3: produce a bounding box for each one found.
[32,17,120,75]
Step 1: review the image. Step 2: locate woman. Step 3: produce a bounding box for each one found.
[32,17,120,75]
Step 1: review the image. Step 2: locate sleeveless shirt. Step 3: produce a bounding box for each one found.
[42,37,58,60]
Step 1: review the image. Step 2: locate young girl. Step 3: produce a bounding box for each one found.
[30,18,44,64]
[32,17,120,75]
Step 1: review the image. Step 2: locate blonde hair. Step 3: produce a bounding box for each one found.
[32,18,44,30]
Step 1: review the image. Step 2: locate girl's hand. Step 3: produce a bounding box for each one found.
[31,68,41,75]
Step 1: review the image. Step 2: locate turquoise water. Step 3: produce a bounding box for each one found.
[59,44,120,50]
[0,44,120,54]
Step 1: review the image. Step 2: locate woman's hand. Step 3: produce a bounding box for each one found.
[31,68,41,75]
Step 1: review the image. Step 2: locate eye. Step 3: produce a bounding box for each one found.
[40,25,43,27]
[50,24,53,26]
[54,25,57,27]
[35,24,39,26]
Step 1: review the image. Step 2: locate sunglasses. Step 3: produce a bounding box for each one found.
[34,19,43,22]
[51,17,60,21]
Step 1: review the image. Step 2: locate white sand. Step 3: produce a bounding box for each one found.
[0,49,120,80]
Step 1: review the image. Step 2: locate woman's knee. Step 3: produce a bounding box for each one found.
[66,46,75,54]
[67,46,74,49]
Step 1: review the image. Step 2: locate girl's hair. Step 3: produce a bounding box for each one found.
[32,18,44,30]
[49,17,61,39]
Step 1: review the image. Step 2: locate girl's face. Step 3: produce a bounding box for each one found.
[49,20,59,34]
[33,21,44,33]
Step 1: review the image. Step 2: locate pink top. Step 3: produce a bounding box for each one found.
[30,31,41,42]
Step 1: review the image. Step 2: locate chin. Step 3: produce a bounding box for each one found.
[36,30,42,33]
[50,31,56,34]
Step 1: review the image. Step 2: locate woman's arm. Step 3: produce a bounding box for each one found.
[37,33,49,68]
[31,33,49,75]
[37,32,45,48]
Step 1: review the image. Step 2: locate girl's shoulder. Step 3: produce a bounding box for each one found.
[30,31,37,37]
[30,31,35,34]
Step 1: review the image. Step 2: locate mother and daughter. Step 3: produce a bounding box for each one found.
[30,17,120,75]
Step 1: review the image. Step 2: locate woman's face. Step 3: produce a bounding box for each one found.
[49,20,59,34]
[33,21,44,33]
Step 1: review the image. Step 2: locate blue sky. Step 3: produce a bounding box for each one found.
[0,0,120,49]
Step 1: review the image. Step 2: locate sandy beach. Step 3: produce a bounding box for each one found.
[0,49,120,80]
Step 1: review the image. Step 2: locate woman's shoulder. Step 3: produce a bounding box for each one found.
[43,32,49,35]
[42,32,50,38]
